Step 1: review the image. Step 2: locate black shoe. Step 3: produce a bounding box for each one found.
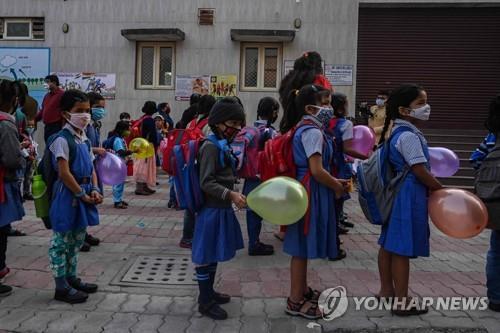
[144,187,156,194]
[80,242,91,252]
[329,249,347,261]
[338,225,350,235]
[198,301,228,320]
[7,229,26,237]
[85,234,100,246]
[489,302,500,312]
[341,220,354,228]
[68,278,98,294]
[0,284,13,297]
[214,291,231,304]
[168,200,178,209]
[121,201,129,206]
[54,288,88,304]
[135,190,152,196]
[23,193,34,201]
[248,241,274,256]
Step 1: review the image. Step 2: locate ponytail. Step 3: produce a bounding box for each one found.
[279,84,325,133]
[378,83,424,145]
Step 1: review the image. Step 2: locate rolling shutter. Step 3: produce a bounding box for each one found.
[356,6,500,129]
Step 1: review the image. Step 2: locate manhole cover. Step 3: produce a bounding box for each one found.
[121,255,196,286]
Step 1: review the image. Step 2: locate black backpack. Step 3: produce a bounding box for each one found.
[37,128,90,229]
[474,140,500,230]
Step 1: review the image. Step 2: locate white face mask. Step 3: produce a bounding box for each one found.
[43,83,50,90]
[409,104,431,121]
[375,98,385,107]
[67,113,91,130]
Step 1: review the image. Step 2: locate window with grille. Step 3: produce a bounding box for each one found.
[136,43,175,89]
[0,18,45,40]
[241,44,282,91]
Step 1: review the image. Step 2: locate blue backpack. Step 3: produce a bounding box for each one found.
[102,135,117,150]
[171,135,235,213]
[356,126,413,225]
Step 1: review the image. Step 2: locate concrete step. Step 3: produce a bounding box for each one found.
[455,167,475,177]
[438,175,475,187]
[423,128,487,136]
[426,134,485,143]
[453,150,474,159]
[429,142,478,151]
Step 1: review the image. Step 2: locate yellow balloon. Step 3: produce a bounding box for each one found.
[130,138,155,159]
[247,177,309,226]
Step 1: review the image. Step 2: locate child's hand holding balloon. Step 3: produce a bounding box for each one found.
[230,191,246,209]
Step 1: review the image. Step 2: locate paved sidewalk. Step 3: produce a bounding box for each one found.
[1,173,498,332]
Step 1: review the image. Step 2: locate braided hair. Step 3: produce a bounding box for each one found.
[486,94,500,135]
[378,84,424,145]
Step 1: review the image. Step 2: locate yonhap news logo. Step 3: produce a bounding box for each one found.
[318,286,489,321]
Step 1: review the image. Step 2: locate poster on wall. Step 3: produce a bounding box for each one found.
[210,74,237,99]
[52,72,117,99]
[0,47,50,107]
[174,75,210,101]
[324,64,353,86]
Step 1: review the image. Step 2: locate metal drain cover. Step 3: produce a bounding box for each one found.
[121,255,196,285]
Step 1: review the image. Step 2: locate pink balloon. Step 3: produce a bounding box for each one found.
[429,188,488,239]
[96,152,127,186]
[429,147,460,178]
[351,125,376,156]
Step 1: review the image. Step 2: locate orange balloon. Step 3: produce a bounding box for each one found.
[428,189,488,239]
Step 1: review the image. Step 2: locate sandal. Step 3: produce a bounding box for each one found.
[8,229,26,237]
[273,232,285,242]
[304,287,321,302]
[391,297,428,317]
[285,298,322,320]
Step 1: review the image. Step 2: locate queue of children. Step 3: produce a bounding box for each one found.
[1,49,499,322]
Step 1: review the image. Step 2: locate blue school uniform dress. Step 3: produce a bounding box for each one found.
[192,136,244,265]
[283,116,338,259]
[49,125,99,233]
[378,119,430,258]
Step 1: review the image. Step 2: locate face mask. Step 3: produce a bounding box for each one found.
[316,107,334,127]
[43,83,50,90]
[375,98,385,107]
[67,113,91,130]
[222,124,241,142]
[26,127,35,136]
[91,107,107,121]
[307,105,323,117]
[122,130,131,138]
[409,104,431,121]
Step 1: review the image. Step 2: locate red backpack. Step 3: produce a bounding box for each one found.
[186,117,209,138]
[259,119,317,181]
[231,126,260,179]
[162,128,205,174]
[127,114,151,144]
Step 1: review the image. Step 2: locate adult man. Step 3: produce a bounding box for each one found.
[38,75,65,142]
[368,90,390,145]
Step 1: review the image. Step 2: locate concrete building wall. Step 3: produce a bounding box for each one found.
[1,0,498,134]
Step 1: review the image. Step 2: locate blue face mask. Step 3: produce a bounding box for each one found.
[91,107,107,121]
[26,127,35,136]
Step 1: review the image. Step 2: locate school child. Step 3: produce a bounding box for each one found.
[280,85,347,319]
[242,97,280,255]
[330,93,371,256]
[134,101,158,195]
[376,84,442,316]
[0,80,25,296]
[179,95,216,249]
[192,99,246,320]
[154,114,168,167]
[472,95,500,312]
[106,121,132,209]
[82,92,107,251]
[47,90,103,304]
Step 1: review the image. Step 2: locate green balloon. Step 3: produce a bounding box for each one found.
[247,176,309,226]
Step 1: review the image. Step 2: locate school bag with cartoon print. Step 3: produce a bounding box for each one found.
[474,139,500,230]
[356,126,413,225]
[230,126,260,179]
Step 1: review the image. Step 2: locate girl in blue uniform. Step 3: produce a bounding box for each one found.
[280,85,347,319]
[48,90,103,304]
[242,97,279,256]
[377,84,442,316]
[0,80,25,296]
[192,98,246,320]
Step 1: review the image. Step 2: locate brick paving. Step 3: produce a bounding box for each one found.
[0,173,498,332]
